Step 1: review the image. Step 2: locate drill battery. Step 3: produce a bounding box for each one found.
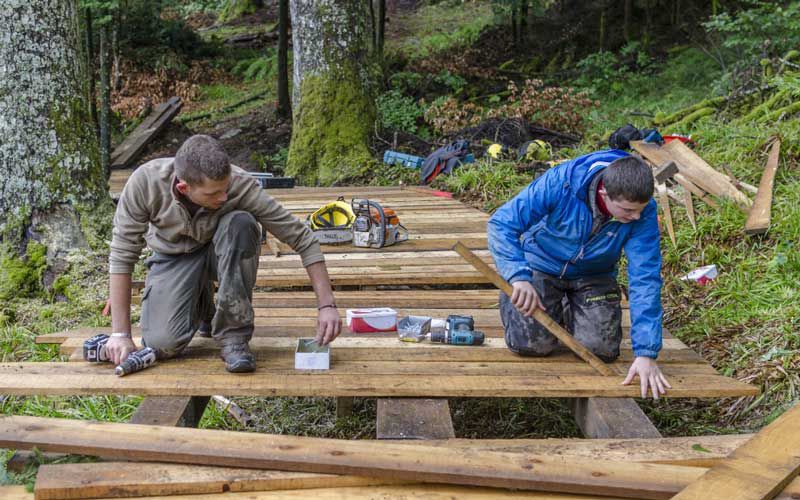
[83,334,157,376]
[429,315,485,346]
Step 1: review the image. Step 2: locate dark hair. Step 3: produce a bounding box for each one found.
[602,156,653,203]
[174,135,231,185]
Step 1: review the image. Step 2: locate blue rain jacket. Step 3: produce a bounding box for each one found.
[487,149,663,358]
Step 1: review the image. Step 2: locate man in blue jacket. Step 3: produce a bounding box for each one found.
[488,150,671,399]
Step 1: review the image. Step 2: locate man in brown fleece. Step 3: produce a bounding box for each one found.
[105,135,340,372]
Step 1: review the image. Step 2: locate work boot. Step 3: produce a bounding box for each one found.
[196,321,212,338]
[220,343,256,373]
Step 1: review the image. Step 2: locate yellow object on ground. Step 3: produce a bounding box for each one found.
[522,139,552,161]
[487,143,504,159]
[308,197,355,230]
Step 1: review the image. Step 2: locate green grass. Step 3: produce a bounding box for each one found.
[387,1,495,61]
[178,79,276,125]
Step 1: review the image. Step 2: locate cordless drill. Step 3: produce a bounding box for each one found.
[429,315,485,346]
[83,334,157,376]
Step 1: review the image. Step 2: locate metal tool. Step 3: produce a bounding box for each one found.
[83,334,158,377]
[351,199,408,248]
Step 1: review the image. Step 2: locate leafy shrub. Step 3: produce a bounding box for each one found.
[424,80,597,135]
[377,90,425,134]
[433,70,468,93]
[489,80,598,133]
[423,96,483,135]
[575,51,623,94]
[389,72,424,93]
[233,50,279,82]
[703,1,800,85]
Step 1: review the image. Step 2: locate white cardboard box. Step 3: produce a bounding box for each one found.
[295,338,330,370]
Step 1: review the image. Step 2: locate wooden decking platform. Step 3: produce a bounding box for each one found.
[9,184,754,399]
[1,181,768,499]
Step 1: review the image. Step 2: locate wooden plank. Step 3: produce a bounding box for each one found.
[632,142,721,208]
[0,415,758,499]
[31,435,763,499]
[56,337,705,366]
[453,242,616,377]
[0,363,756,398]
[682,188,697,230]
[660,140,752,210]
[129,396,209,427]
[0,486,30,500]
[34,463,405,500]
[673,403,800,499]
[654,161,679,183]
[745,139,781,235]
[674,174,719,208]
[109,97,182,169]
[656,182,676,246]
[377,399,455,440]
[569,398,661,439]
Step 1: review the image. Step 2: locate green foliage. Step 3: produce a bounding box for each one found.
[434,159,530,212]
[704,1,800,75]
[575,42,655,96]
[387,1,494,61]
[232,50,279,82]
[0,242,47,301]
[218,0,260,23]
[433,70,467,93]
[376,90,424,134]
[388,71,424,93]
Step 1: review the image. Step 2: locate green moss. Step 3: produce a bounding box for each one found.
[654,96,726,126]
[47,97,104,207]
[286,70,375,185]
[76,198,115,251]
[0,242,48,301]
[218,0,260,23]
[667,107,716,130]
[741,89,790,123]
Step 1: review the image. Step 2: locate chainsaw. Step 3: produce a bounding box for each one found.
[351,199,408,248]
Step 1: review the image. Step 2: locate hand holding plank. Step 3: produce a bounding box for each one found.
[452,242,616,377]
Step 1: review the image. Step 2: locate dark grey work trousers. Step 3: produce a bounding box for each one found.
[140,211,261,358]
[500,270,623,362]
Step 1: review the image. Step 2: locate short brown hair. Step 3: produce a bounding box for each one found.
[174,135,231,185]
[602,156,653,203]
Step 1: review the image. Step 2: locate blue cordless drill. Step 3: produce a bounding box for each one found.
[429,315,485,346]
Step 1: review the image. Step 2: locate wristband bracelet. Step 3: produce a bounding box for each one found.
[317,304,337,311]
[110,332,132,338]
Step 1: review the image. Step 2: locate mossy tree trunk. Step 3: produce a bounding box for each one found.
[287,0,376,185]
[0,0,106,250]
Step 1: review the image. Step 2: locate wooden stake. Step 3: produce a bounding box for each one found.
[452,242,616,377]
[745,139,781,235]
[656,183,676,246]
[682,188,696,230]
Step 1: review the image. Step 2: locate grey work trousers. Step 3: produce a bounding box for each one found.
[140,211,261,358]
[500,270,622,363]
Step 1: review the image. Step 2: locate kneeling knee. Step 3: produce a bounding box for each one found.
[505,338,557,357]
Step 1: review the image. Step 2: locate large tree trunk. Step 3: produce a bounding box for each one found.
[0,0,105,251]
[276,0,291,119]
[287,0,375,185]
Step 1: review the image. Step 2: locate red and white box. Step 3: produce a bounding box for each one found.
[346,308,398,333]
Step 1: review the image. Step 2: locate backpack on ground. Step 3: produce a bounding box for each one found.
[420,140,470,184]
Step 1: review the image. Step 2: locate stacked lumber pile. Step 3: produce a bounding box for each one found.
[1,404,798,499]
[631,138,781,243]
